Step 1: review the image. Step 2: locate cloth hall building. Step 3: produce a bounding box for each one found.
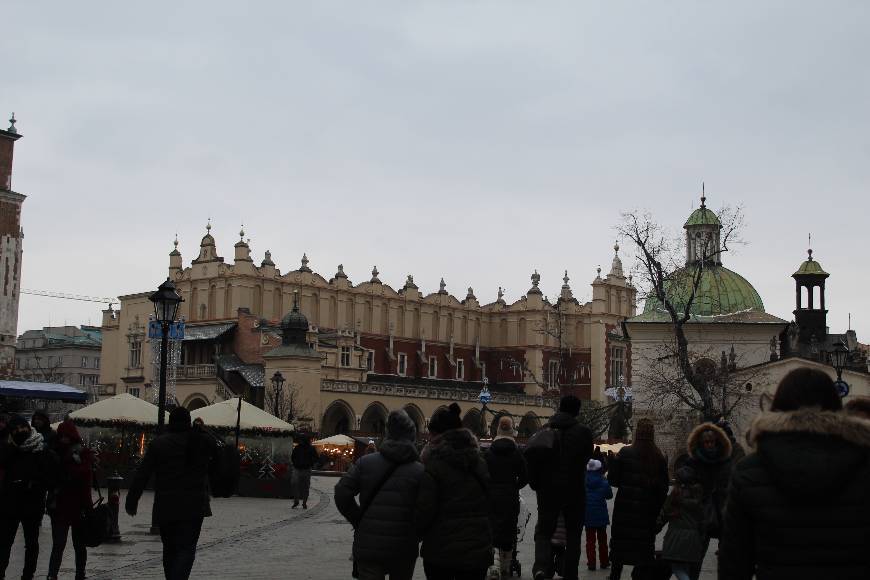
[99,224,636,437]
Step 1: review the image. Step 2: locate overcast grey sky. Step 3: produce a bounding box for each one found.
[4,1,868,339]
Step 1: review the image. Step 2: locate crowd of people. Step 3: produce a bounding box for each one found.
[2,367,869,580]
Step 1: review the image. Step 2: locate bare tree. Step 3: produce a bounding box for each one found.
[263,380,314,425]
[618,204,745,421]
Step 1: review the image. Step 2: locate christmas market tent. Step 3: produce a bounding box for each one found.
[67,393,168,426]
[190,397,294,434]
[313,434,356,447]
[312,434,356,473]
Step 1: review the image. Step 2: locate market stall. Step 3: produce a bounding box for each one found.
[312,434,356,472]
[191,398,295,497]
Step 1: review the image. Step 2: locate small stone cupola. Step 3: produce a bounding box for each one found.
[684,190,723,267]
[193,220,223,263]
[280,291,309,347]
[234,225,252,262]
[792,245,829,342]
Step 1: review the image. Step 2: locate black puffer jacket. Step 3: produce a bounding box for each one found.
[291,440,319,469]
[608,442,669,566]
[126,429,217,525]
[678,422,733,538]
[719,410,870,580]
[416,428,492,569]
[0,431,58,519]
[527,412,593,508]
[484,437,528,549]
[334,439,424,563]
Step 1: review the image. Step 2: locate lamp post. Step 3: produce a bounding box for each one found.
[148,278,183,433]
[478,378,492,438]
[831,340,850,397]
[271,370,285,417]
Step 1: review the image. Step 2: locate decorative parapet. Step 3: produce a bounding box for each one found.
[321,379,557,409]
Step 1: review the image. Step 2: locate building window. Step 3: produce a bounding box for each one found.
[128,387,140,398]
[79,375,86,386]
[479,361,486,382]
[428,356,437,378]
[129,339,142,369]
[548,359,560,388]
[456,358,464,380]
[95,358,100,370]
[82,356,88,368]
[365,351,374,372]
[397,353,407,376]
[340,346,351,367]
[48,356,54,367]
[610,346,625,387]
[56,355,64,366]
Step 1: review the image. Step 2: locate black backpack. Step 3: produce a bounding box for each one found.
[524,426,562,491]
[208,439,241,498]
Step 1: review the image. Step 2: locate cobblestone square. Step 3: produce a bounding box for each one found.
[7,476,717,580]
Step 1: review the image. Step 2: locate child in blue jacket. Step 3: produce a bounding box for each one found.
[584,459,613,570]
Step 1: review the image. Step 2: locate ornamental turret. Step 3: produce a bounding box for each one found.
[684,188,723,266]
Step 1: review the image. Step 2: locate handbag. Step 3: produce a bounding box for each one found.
[82,470,110,548]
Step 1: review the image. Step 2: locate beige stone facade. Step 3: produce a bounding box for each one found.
[100,225,636,436]
[0,118,24,379]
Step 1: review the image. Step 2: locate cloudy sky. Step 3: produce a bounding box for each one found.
[5,1,868,339]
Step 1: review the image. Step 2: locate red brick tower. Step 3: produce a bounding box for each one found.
[0,114,24,379]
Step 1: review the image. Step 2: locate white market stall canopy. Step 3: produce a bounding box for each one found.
[69,393,168,425]
[313,434,356,447]
[190,398,294,433]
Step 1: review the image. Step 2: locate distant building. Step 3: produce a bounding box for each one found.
[0,114,24,379]
[14,326,102,400]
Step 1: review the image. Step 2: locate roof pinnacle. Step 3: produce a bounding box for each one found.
[700,181,706,208]
[206,218,212,232]
[7,113,17,134]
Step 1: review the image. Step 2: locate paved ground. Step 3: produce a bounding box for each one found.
[6,477,718,579]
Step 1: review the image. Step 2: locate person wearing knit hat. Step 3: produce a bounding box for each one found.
[484,415,528,577]
[607,418,668,580]
[584,458,612,571]
[126,406,217,579]
[47,419,94,580]
[335,409,423,580]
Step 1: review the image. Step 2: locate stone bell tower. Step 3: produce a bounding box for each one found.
[0,114,24,379]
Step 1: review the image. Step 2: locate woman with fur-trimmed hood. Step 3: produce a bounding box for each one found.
[416,403,492,579]
[681,422,733,538]
[719,368,870,580]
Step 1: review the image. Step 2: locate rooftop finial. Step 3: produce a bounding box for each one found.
[700,182,706,208]
[439,278,447,294]
[614,240,620,255]
[370,266,381,283]
[206,218,212,232]
[808,233,813,260]
[563,270,570,286]
[300,253,311,272]
[239,223,245,240]
[7,113,17,134]
[531,269,540,287]
[173,233,179,249]
[497,286,505,301]
[596,265,602,278]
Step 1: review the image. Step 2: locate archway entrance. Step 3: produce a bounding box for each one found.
[403,404,426,437]
[360,402,388,437]
[183,394,209,411]
[321,400,355,436]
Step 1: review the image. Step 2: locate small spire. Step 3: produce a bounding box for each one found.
[531,270,540,287]
[206,218,212,232]
[563,270,570,287]
[700,182,706,208]
[7,113,17,134]
[808,233,813,260]
[335,264,347,279]
[466,287,476,301]
[614,240,620,255]
[596,265,602,278]
[239,224,245,240]
[173,233,179,250]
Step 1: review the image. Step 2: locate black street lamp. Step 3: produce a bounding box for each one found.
[271,370,285,417]
[478,378,492,438]
[831,340,851,397]
[148,278,183,433]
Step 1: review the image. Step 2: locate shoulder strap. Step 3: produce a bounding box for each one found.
[358,460,399,523]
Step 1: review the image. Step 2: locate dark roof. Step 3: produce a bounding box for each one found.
[215,354,265,388]
[182,323,236,342]
[0,381,88,403]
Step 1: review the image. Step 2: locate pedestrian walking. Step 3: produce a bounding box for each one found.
[291,434,319,509]
[47,419,94,580]
[525,395,593,580]
[584,459,613,571]
[335,409,424,580]
[677,421,732,579]
[483,415,528,578]
[126,407,217,580]
[608,418,669,580]
[30,409,57,451]
[0,415,57,580]
[719,368,870,580]
[416,403,492,580]
[655,466,705,580]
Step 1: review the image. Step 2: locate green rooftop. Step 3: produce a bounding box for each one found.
[684,206,721,227]
[642,265,765,317]
[793,250,828,277]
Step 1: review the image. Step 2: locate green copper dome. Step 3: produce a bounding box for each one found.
[643,265,765,317]
[684,206,721,227]
[793,250,828,277]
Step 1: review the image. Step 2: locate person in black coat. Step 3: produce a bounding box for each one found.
[126,407,217,580]
[416,403,492,580]
[335,409,424,580]
[291,434,319,509]
[719,368,870,580]
[0,415,58,580]
[608,418,669,580]
[484,416,528,577]
[527,395,593,580]
[31,409,57,451]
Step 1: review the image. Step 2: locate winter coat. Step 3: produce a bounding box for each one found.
[526,411,593,509]
[126,429,217,525]
[678,423,733,538]
[484,436,528,549]
[52,443,94,526]
[416,428,492,569]
[584,469,613,528]
[291,442,319,470]
[657,481,706,563]
[719,409,870,580]
[608,443,669,566]
[334,438,424,564]
[0,430,58,519]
